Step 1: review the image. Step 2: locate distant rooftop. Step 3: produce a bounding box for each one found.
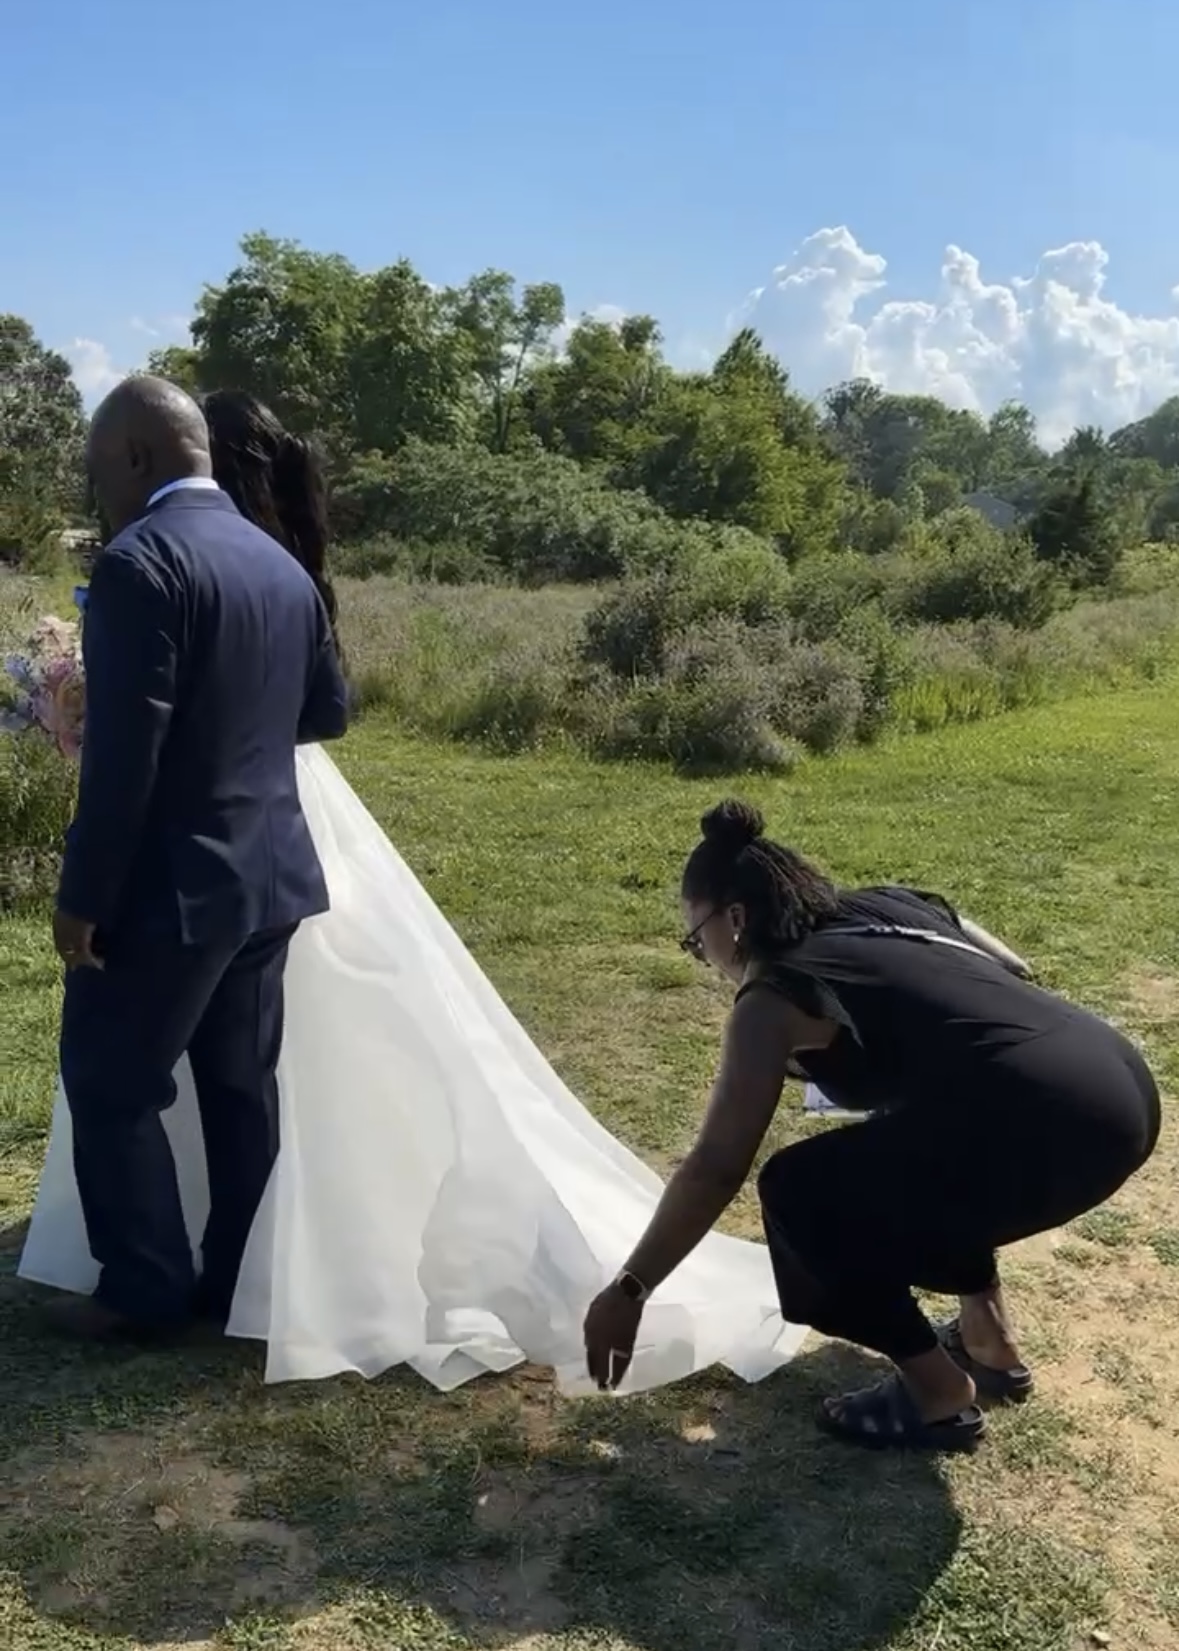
[962,490,1020,530]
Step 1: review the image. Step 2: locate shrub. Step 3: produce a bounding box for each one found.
[1112,541,1179,596]
[832,604,915,741]
[841,494,909,557]
[784,554,891,641]
[334,534,498,585]
[784,521,1059,641]
[759,632,867,754]
[586,614,877,770]
[581,543,793,678]
[887,533,1058,629]
[1026,472,1125,588]
[0,458,71,569]
[329,450,401,543]
[450,654,568,753]
[0,735,75,906]
[594,622,796,774]
[333,440,777,586]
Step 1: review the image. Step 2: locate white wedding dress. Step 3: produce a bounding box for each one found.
[19,747,806,1396]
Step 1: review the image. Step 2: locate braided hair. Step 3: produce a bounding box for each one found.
[202,389,341,656]
[681,799,839,954]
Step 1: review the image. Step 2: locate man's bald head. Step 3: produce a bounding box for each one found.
[87,375,214,538]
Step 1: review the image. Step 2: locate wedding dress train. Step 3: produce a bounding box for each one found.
[19,747,805,1395]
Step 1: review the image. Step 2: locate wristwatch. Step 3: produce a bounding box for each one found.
[614,1270,650,1303]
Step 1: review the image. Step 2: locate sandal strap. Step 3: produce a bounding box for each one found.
[938,1317,1033,1399]
[837,1375,920,1438]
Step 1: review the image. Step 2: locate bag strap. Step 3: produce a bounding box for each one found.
[820,921,996,965]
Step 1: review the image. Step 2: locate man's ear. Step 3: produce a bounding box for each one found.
[126,438,151,480]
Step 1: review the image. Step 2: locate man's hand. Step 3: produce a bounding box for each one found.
[52,910,102,970]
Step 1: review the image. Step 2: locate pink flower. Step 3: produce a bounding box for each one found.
[2,613,86,759]
[31,616,79,657]
[34,656,86,759]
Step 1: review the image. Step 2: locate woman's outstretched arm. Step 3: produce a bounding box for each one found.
[584,987,836,1388]
[620,990,832,1293]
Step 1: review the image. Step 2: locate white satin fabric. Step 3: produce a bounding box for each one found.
[19,747,805,1395]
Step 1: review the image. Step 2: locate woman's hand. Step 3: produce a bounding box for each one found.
[584,1283,644,1391]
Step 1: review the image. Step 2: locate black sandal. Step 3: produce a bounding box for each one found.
[938,1318,1034,1404]
[817,1373,986,1453]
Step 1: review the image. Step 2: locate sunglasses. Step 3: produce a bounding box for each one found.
[679,912,715,962]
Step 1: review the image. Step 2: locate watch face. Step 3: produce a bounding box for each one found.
[618,1272,643,1300]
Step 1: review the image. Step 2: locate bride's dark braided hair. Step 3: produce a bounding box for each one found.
[682,800,840,953]
[202,389,342,657]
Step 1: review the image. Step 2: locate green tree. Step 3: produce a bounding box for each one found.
[1109,397,1179,470]
[190,232,365,440]
[443,271,565,453]
[524,313,665,465]
[983,402,1045,493]
[0,315,87,559]
[145,343,202,394]
[632,349,845,556]
[1057,425,1107,473]
[349,260,474,452]
[822,380,996,499]
[1026,471,1124,588]
[909,464,962,517]
[711,328,824,450]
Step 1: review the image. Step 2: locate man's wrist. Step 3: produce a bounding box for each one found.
[613,1269,651,1304]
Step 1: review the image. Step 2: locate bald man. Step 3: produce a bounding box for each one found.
[52,375,348,1338]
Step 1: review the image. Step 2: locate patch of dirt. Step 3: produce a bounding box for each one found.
[0,1427,318,1640]
[974,1145,1179,1650]
[1122,967,1179,1025]
[447,1467,599,1638]
[512,1362,562,1448]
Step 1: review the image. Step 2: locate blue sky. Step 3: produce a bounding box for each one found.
[6,0,1179,436]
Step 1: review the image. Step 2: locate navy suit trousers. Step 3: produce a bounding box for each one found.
[59,923,298,1324]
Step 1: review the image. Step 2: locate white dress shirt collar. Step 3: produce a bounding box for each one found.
[146,476,221,509]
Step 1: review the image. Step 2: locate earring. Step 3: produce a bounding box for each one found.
[732,931,741,947]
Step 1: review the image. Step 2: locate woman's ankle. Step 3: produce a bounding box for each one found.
[899,1347,977,1420]
[958,1288,1023,1368]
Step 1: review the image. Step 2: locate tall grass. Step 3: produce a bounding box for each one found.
[6,568,1179,895]
[341,578,598,750]
[339,576,1179,771]
[890,593,1179,733]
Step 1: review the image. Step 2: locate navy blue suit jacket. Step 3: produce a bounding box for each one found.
[58,487,349,946]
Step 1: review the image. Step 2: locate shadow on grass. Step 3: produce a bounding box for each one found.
[0,1223,967,1651]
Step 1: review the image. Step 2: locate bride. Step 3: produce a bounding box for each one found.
[19,390,805,1398]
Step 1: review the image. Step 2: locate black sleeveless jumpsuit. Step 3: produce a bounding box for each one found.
[745,886,1160,1363]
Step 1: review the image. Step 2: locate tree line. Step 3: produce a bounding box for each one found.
[7,230,1179,582]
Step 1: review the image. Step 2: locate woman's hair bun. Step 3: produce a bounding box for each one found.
[699,798,765,854]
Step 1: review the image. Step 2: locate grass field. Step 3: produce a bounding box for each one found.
[3,672,1179,1650]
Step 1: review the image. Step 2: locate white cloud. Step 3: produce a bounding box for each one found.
[130,312,191,340]
[64,314,192,406]
[65,339,124,401]
[736,227,1179,447]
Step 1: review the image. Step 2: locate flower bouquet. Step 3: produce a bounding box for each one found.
[1,611,86,760]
